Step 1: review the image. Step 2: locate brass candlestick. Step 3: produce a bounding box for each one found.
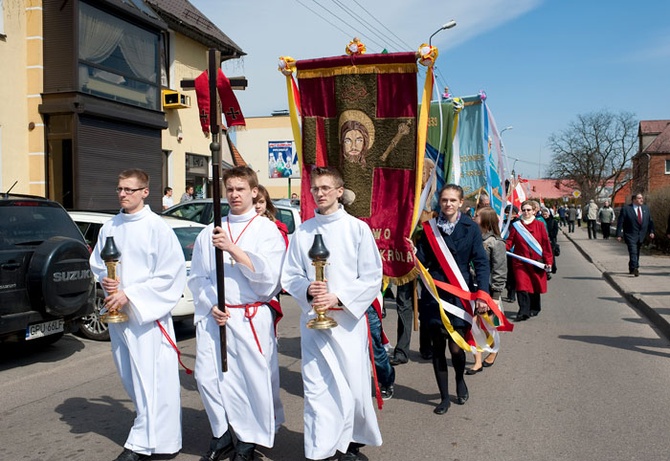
[99,236,128,323]
[306,234,337,330]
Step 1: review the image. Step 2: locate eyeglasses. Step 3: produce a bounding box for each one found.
[116,187,146,195]
[521,208,533,212]
[310,185,339,194]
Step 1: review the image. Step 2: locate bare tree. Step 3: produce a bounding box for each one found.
[547,110,637,202]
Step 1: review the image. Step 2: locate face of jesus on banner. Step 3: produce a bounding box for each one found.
[340,120,370,166]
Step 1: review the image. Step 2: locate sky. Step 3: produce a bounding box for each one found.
[192,0,670,179]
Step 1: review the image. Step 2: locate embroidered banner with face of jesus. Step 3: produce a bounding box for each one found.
[296,52,418,282]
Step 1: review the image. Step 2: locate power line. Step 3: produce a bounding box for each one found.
[310,0,387,51]
[349,0,413,50]
[293,0,359,41]
[329,0,407,51]
[295,0,457,102]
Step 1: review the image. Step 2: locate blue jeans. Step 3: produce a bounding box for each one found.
[366,305,395,387]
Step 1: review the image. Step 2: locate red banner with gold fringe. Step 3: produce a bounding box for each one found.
[295,52,418,282]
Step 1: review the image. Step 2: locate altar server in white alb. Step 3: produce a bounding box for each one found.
[188,166,286,461]
[89,169,186,461]
[282,166,383,461]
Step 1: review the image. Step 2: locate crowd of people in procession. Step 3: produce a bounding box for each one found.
[92,166,663,461]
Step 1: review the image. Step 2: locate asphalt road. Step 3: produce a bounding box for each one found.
[1,230,669,461]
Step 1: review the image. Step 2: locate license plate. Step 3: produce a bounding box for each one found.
[25,319,65,340]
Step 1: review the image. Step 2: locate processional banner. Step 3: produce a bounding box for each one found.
[484,103,506,216]
[452,94,487,197]
[416,101,455,221]
[295,52,419,282]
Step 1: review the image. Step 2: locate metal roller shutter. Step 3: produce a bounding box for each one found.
[77,116,162,211]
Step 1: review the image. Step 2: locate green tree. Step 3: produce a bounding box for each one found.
[547,110,637,202]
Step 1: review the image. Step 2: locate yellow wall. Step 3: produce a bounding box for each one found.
[234,115,300,199]
[162,33,216,196]
[0,3,241,199]
[0,0,43,195]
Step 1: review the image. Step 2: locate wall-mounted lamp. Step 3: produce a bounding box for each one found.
[177,127,183,143]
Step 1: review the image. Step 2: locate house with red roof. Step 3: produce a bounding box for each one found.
[632,120,670,194]
[523,178,577,202]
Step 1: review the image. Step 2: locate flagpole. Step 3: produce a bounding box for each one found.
[208,48,228,374]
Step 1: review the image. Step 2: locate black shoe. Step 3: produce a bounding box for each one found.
[389,355,408,366]
[503,293,516,303]
[513,314,530,322]
[456,382,469,405]
[481,352,498,368]
[530,310,540,317]
[380,384,394,400]
[114,449,150,461]
[634,268,639,277]
[420,351,433,360]
[200,433,234,461]
[340,443,364,461]
[465,366,483,375]
[233,442,256,461]
[433,398,450,415]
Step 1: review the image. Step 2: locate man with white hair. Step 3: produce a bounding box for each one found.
[584,199,599,239]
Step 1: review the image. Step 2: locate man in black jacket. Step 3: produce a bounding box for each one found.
[616,192,655,276]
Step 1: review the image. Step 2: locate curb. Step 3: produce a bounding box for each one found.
[562,229,670,341]
[601,272,670,340]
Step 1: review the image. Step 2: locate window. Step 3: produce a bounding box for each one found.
[163,202,208,222]
[666,159,670,174]
[78,2,160,110]
[276,208,296,234]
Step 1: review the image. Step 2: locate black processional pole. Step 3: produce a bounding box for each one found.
[208,48,227,373]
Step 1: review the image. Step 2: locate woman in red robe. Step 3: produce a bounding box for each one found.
[505,200,553,321]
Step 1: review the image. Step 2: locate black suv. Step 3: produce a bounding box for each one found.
[0,194,95,346]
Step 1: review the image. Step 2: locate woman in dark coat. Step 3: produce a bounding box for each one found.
[417,184,490,415]
[541,207,559,275]
[506,200,554,320]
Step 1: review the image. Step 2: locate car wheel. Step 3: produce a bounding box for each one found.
[77,288,110,341]
[27,236,94,317]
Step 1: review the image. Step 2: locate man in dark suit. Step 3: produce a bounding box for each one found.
[616,192,655,276]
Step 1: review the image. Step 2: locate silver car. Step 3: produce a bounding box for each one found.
[162,197,301,240]
[69,211,205,341]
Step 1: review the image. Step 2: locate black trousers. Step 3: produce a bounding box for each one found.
[517,291,541,316]
[601,223,612,239]
[587,219,598,239]
[505,256,516,299]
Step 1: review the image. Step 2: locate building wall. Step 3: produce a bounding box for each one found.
[648,155,670,192]
[25,0,44,196]
[0,0,43,195]
[632,154,650,193]
[162,33,213,198]
[633,152,670,195]
[234,115,300,199]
